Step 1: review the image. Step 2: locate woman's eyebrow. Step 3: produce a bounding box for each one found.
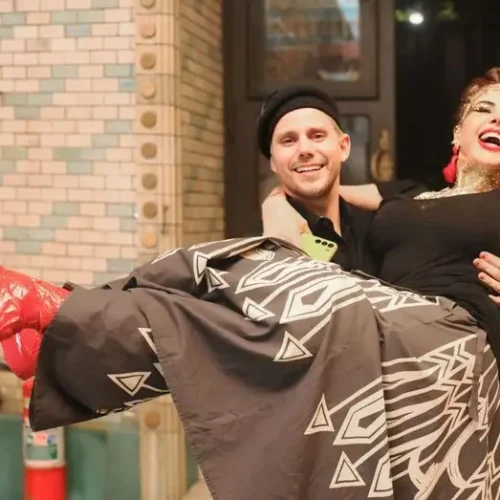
[473,100,495,107]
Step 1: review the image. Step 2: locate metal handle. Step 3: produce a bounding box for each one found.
[370,128,395,181]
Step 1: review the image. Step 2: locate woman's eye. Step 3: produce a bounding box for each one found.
[473,106,491,113]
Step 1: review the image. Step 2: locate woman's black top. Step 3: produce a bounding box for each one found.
[371,186,500,357]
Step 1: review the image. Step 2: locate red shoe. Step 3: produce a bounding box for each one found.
[1,328,42,380]
[0,267,69,341]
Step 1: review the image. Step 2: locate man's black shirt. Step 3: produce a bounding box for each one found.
[286,195,377,274]
[286,180,424,275]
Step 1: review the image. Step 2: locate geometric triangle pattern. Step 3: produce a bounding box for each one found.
[193,252,210,284]
[91,236,500,499]
[333,391,386,445]
[368,453,392,498]
[206,268,229,292]
[304,394,334,434]
[138,327,158,356]
[242,297,274,322]
[359,278,439,313]
[274,331,313,363]
[137,328,168,383]
[108,371,151,397]
[280,276,360,323]
[329,452,365,489]
[234,257,325,295]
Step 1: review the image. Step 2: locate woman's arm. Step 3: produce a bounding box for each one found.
[338,184,383,211]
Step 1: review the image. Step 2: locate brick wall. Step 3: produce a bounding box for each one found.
[0,0,227,491]
[179,0,225,247]
[0,0,137,286]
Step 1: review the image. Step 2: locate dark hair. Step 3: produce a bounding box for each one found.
[456,67,500,123]
[257,85,341,159]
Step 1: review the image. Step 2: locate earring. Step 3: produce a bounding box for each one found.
[442,145,459,184]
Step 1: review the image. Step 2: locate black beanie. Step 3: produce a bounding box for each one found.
[257,85,341,159]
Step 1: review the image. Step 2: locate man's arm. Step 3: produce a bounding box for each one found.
[474,252,500,305]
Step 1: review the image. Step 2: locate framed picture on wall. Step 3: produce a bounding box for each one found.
[247,0,378,99]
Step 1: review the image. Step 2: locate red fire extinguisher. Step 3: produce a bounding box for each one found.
[22,378,66,500]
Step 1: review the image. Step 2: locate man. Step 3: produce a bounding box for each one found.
[2,85,500,499]
[258,85,377,273]
[257,84,500,301]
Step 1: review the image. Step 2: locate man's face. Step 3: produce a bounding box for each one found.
[269,108,350,203]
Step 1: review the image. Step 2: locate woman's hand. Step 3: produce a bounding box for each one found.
[474,252,500,306]
[339,184,383,211]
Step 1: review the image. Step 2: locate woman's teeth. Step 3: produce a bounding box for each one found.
[480,132,500,146]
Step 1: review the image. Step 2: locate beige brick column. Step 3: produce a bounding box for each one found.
[139,396,187,500]
[134,0,187,499]
[135,0,183,264]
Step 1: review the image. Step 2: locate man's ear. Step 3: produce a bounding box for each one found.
[269,156,278,174]
[339,133,351,162]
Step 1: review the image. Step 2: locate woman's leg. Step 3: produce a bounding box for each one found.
[351,277,500,498]
[30,237,391,499]
[28,236,498,499]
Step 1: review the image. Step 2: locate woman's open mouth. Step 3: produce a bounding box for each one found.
[479,129,500,151]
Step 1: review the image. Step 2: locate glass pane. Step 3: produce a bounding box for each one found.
[265,0,361,83]
[339,115,371,184]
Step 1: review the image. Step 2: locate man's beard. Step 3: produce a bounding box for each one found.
[295,181,334,200]
[291,169,338,201]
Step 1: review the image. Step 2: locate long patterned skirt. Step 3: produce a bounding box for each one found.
[30,237,500,499]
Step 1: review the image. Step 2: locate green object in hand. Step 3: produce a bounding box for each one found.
[300,233,338,262]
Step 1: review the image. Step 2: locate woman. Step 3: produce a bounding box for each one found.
[2,69,500,500]
[262,67,500,361]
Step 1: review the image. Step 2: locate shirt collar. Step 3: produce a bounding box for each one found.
[285,195,354,234]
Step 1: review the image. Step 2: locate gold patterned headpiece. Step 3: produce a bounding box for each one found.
[457,84,500,123]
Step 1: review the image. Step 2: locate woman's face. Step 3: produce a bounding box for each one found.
[456,86,500,168]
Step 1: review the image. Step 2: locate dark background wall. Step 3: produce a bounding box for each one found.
[395,0,500,187]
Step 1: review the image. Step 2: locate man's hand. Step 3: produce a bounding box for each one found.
[474,252,500,305]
